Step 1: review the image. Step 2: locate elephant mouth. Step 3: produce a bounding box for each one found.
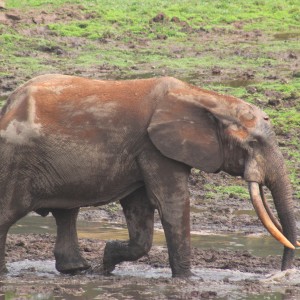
[248,182,298,249]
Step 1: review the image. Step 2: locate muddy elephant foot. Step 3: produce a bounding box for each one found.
[103,240,145,275]
[172,269,194,278]
[55,253,90,274]
[102,241,123,275]
[86,262,113,276]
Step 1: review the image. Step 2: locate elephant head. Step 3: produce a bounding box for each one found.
[148,81,297,270]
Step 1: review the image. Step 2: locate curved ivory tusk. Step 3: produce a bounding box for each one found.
[259,185,300,247]
[248,182,295,250]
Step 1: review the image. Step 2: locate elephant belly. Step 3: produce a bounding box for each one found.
[31,139,143,209]
[34,167,144,209]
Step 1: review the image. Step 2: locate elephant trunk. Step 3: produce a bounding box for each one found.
[249,147,297,270]
[266,153,297,270]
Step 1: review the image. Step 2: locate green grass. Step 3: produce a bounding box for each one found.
[267,108,300,133]
[0,96,6,107]
[3,0,300,76]
[0,33,60,76]
[6,0,300,37]
[2,0,299,199]
[204,184,249,200]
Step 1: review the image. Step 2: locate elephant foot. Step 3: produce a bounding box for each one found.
[103,240,150,275]
[102,240,126,275]
[172,269,194,278]
[55,253,90,274]
[86,263,114,276]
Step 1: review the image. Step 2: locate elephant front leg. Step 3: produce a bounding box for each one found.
[139,149,193,277]
[161,196,192,277]
[52,208,90,274]
[102,187,155,274]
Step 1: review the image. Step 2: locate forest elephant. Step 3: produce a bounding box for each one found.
[0,74,297,277]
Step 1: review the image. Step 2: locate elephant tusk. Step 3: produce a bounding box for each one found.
[259,185,282,231]
[248,182,295,250]
[259,185,300,247]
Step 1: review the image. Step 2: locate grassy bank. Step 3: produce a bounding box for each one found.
[1,0,299,197]
[2,0,300,79]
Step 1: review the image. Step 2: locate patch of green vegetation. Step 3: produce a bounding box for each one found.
[7,0,299,38]
[0,96,6,107]
[204,184,249,200]
[285,150,300,198]
[260,39,300,55]
[3,0,300,78]
[105,202,120,214]
[7,0,79,8]
[267,109,300,133]
[243,2,300,32]
[48,21,117,40]
[0,33,61,76]
[2,0,299,199]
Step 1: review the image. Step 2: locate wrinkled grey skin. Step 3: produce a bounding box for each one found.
[0,75,296,277]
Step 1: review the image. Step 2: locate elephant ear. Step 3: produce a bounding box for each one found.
[148,94,222,172]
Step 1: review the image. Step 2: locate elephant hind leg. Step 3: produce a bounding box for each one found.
[0,213,28,274]
[52,208,90,274]
[103,187,154,274]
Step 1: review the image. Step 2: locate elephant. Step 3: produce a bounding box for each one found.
[0,74,297,277]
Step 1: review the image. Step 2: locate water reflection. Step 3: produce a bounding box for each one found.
[10,214,284,257]
[273,32,300,41]
[5,214,295,300]
[216,79,257,88]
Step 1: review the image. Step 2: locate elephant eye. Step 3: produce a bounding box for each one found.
[248,139,258,147]
[263,116,269,121]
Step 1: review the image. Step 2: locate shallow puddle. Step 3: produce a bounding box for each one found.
[219,79,257,88]
[4,214,296,299]
[273,32,300,40]
[10,214,284,257]
[4,259,296,300]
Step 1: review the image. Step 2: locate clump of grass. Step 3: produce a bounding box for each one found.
[267,109,300,133]
[2,0,299,198]
[7,0,300,38]
[204,184,249,200]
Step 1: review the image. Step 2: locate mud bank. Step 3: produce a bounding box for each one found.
[1,215,300,300]
[2,235,300,299]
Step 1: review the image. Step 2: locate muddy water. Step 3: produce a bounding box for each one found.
[10,214,283,257]
[273,32,300,40]
[3,214,298,299]
[217,79,257,88]
[0,215,294,300]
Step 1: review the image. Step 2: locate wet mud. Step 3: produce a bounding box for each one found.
[3,231,300,299]
[2,184,300,300]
